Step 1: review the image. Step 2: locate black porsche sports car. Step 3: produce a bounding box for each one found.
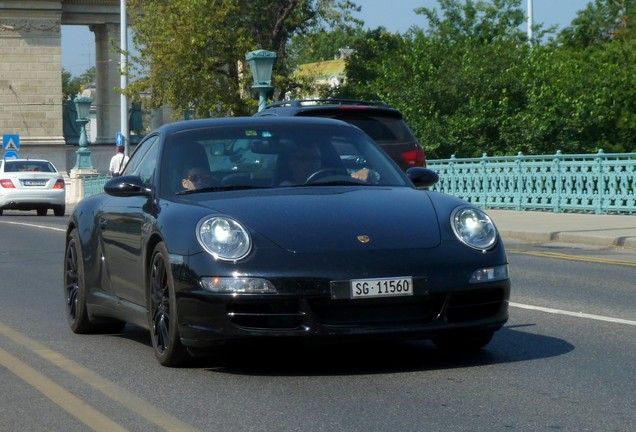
[64,117,510,366]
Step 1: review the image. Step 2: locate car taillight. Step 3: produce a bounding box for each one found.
[54,179,65,189]
[1,179,15,188]
[401,148,427,167]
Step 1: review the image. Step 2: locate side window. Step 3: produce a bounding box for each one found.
[125,135,158,174]
[126,135,160,184]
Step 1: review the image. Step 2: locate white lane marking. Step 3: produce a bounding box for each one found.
[0,220,65,232]
[510,302,636,327]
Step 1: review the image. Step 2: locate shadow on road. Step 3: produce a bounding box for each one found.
[180,324,575,376]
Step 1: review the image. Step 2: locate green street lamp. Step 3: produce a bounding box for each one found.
[73,96,94,170]
[245,49,277,112]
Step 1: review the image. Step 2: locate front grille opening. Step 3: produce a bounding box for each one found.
[310,296,445,326]
[446,289,505,322]
[227,301,303,330]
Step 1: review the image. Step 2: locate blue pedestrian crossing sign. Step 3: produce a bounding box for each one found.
[115,132,124,146]
[3,134,20,152]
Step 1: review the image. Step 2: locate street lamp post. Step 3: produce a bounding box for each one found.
[527,0,534,45]
[245,50,277,112]
[73,96,94,170]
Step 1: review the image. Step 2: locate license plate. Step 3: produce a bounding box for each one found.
[351,277,413,299]
[23,180,46,186]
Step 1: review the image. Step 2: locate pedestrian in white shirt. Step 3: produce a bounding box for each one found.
[109,145,129,177]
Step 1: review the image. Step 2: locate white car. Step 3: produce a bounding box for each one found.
[0,159,66,216]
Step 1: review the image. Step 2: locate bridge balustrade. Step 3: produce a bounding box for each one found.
[427,150,636,214]
[82,175,111,197]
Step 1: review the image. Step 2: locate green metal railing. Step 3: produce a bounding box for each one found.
[83,175,111,197]
[427,150,636,215]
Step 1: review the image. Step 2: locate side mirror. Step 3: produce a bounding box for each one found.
[406,167,439,189]
[104,175,151,197]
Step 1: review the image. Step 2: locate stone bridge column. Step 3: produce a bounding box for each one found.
[0,5,65,145]
[90,22,121,145]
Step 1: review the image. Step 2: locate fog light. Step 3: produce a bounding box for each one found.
[470,265,509,283]
[201,276,277,294]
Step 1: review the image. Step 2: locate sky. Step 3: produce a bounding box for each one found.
[61,0,592,76]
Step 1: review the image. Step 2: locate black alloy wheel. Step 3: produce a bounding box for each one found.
[64,229,125,334]
[64,229,94,333]
[149,242,190,367]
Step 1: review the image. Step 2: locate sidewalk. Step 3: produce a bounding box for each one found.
[486,210,636,249]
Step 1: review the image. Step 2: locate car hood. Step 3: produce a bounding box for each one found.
[189,187,441,253]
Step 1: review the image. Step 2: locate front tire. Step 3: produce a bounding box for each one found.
[64,229,125,334]
[37,207,47,216]
[148,242,190,367]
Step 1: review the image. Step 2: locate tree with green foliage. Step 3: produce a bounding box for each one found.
[526,0,636,154]
[336,0,636,157]
[414,0,528,44]
[62,69,80,100]
[558,0,636,48]
[287,26,365,66]
[126,0,360,118]
[338,0,533,158]
[62,67,95,100]
[334,28,406,101]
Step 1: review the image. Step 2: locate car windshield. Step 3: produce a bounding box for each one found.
[4,161,56,173]
[162,122,409,195]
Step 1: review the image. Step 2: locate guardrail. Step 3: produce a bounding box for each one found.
[427,150,636,215]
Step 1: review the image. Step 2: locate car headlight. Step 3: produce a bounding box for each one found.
[197,217,251,261]
[451,207,498,251]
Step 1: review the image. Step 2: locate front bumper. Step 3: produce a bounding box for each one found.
[172,239,511,349]
[176,278,510,348]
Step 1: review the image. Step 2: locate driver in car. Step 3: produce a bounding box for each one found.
[285,142,370,184]
[287,144,323,184]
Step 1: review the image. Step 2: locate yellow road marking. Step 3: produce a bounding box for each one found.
[0,347,128,432]
[0,322,199,432]
[508,249,636,267]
